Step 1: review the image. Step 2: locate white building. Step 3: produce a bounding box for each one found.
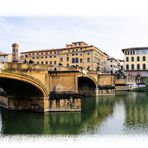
[0,52,8,63]
[106,56,123,74]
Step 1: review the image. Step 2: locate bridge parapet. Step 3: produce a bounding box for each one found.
[2,62,81,72]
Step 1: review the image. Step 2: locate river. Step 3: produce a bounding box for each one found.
[0,92,148,136]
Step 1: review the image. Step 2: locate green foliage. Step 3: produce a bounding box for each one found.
[145,77,148,87]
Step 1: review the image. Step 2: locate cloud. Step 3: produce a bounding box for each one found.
[0,16,148,59]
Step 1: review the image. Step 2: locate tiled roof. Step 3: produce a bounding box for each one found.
[0,52,8,56]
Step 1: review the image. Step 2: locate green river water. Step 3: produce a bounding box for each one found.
[0,92,148,136]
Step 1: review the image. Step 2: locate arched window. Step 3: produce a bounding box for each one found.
[137,64,140,70]
[126,57,129,62]
[75,58,79,63]
[131,57,134,62]
[126,64,129,70]
[72,58,75,63]
[143,64,146,70]
[143,56,146,61]
[60,57,63,62]
[137,56,140,61]
[131,64,134,70]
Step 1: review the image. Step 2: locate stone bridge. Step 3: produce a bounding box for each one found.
[0,63,115,112]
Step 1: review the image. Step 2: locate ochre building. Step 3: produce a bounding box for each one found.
[20,41,107,72]
[122,47,148,80]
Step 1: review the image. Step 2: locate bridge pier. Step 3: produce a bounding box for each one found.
[0,96,50,112]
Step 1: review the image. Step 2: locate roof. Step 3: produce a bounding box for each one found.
[0,52,8,56]
[12,43,19,47]
[122,47,148,52]
[21,44,106,56]
[20,45,91,54]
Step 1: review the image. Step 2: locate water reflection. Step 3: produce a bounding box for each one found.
[1,92,148,135]
[120,92,148,134]
[0,96,116,135]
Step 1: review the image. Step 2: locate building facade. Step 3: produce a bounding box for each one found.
[106,56,123,74]
[122,47,148,81]
[12,43,19,62]
[20,41,107,72]
[0,52,8,63]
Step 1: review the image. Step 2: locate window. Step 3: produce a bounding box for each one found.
[50,61,52,65]
[67,57,69,61]
[75,58,78,63]
[80,58,82,63]
[80,53,82,56]
[60,57,63,62]
[137,56,140,61]
[54,61,56,65]
[126,64,129,70]
[143,64,146,70]
[131,64,134,70]
[126,57,129,62]
[131,57,134,62]
[41,61,44,64]
[72,58,75,63]
[137,64,140,70]
[143,56,146,61]
[46,61,48,64]
[87,58,90,62]
[87,52,90,55]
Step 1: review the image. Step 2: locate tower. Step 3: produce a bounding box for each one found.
[12,43,19,62]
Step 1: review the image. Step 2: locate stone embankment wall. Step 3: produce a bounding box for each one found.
[115,79,129,91]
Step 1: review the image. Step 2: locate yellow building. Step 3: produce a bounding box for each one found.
[20,41,107,72]
[122,47,148,81]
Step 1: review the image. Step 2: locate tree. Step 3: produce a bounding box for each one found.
[145,77,148,87]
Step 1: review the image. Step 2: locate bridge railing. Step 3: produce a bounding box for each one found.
[2,62,75,72]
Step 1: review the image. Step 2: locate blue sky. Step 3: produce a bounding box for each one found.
[1,16,148,59]
[1,0,148,60]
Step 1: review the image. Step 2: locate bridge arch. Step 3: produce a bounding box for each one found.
[77,75,98,96]
[0,72,48,99]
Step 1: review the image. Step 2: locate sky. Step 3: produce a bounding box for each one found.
[1,0,148,60]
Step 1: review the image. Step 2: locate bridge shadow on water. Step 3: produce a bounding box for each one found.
[1,92,148,135]
[0,95,116,135]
